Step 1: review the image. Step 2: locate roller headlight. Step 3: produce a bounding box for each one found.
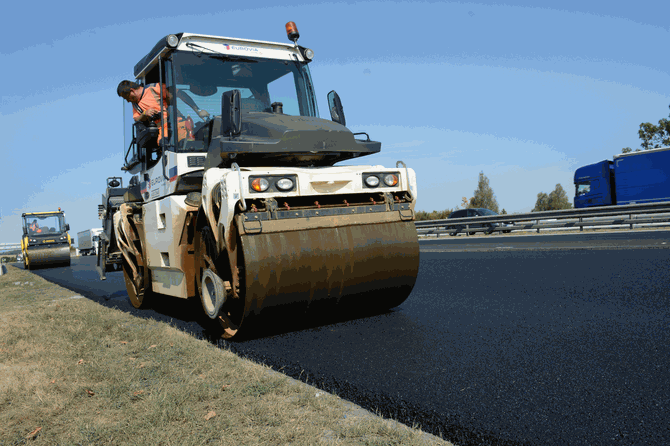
[276,178,294,191]
[251,178,270,192]
[383,174,398,187]
[249,175,297,193]
[166,34,179,48]
[303,48,314,60]
[364,176,380,187]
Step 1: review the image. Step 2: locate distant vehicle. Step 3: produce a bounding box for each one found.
[77,228,103,256]
[447,208,511,235]
[16,253,22,262]
[574,147,670,208]
[21,209,72,269]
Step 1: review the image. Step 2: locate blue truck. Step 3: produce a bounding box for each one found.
[574,147,670,208]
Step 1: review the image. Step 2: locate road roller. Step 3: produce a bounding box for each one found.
[21,209,72,269]
[100,23,420,338]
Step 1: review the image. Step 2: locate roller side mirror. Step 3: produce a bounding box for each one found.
[221,90,241,136]
[327,90,346,126]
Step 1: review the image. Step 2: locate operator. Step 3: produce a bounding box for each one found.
[116,80,210,144]
[29,220,41,234]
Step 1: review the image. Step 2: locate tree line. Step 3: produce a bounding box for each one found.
[415,172,571,221]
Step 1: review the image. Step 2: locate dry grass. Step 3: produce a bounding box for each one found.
[0,265,451,446]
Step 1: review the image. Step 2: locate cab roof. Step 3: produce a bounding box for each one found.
[22,211,63,217]
[134,33,301,78]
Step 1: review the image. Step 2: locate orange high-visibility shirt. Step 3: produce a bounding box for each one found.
[132,84,187,143]
[132,84,169,142]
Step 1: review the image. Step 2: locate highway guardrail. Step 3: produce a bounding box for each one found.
[414,201,670,236]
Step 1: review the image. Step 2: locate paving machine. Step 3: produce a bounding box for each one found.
[99,23,420,338]
[21,209,71,269]
[97,177,128,273]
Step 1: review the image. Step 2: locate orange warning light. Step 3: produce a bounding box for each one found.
[285,21,299,42]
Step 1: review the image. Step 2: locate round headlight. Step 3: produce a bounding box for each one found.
[365,176,380,187]
[276,178,294,191]
[383,174,398,187]
[251,178,270,192]
[166,34,179,48]
[303,48,314,60]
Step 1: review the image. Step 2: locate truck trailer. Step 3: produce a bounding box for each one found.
[77,228,103,256]
[98,23,420,338]
[574,147,670,208]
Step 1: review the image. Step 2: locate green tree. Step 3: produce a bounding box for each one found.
[469,171,499,213]
[621,105,670,153]
[532,184,572,211]
[533,192,549,212]
[500,208,507,215]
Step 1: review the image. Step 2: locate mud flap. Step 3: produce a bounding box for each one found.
[239,219,419,323]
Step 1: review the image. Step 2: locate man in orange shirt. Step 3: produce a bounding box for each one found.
[29,220,42,233]
[117,81,209,144]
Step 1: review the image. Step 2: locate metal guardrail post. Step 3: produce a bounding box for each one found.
[536,220,540,233]
[630,214,633,230]
[579,217,583,232]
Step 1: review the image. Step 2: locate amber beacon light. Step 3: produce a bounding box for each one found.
[285,21,300,43]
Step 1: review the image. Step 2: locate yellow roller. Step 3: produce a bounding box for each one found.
[21,209,72,270]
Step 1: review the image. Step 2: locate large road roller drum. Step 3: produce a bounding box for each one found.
[230,214,420,333]
[24,245,71,269]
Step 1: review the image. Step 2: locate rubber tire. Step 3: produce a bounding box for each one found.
[201,268,226,319]
[122,255,153,309]
[194,224,240,339]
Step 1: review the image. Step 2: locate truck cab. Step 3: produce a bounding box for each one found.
[574,160,615,208]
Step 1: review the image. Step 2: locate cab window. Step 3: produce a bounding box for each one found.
[576,182,591,196]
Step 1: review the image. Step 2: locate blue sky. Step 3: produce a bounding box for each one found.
[1,1,669,244]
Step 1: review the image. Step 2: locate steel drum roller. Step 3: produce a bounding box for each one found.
[26,245,70,268]
[239,220,419,320]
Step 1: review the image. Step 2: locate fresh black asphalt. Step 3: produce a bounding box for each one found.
[26,230,670,445]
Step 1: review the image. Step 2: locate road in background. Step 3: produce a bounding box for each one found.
[26,230,670,445]
[421,228,670,251]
